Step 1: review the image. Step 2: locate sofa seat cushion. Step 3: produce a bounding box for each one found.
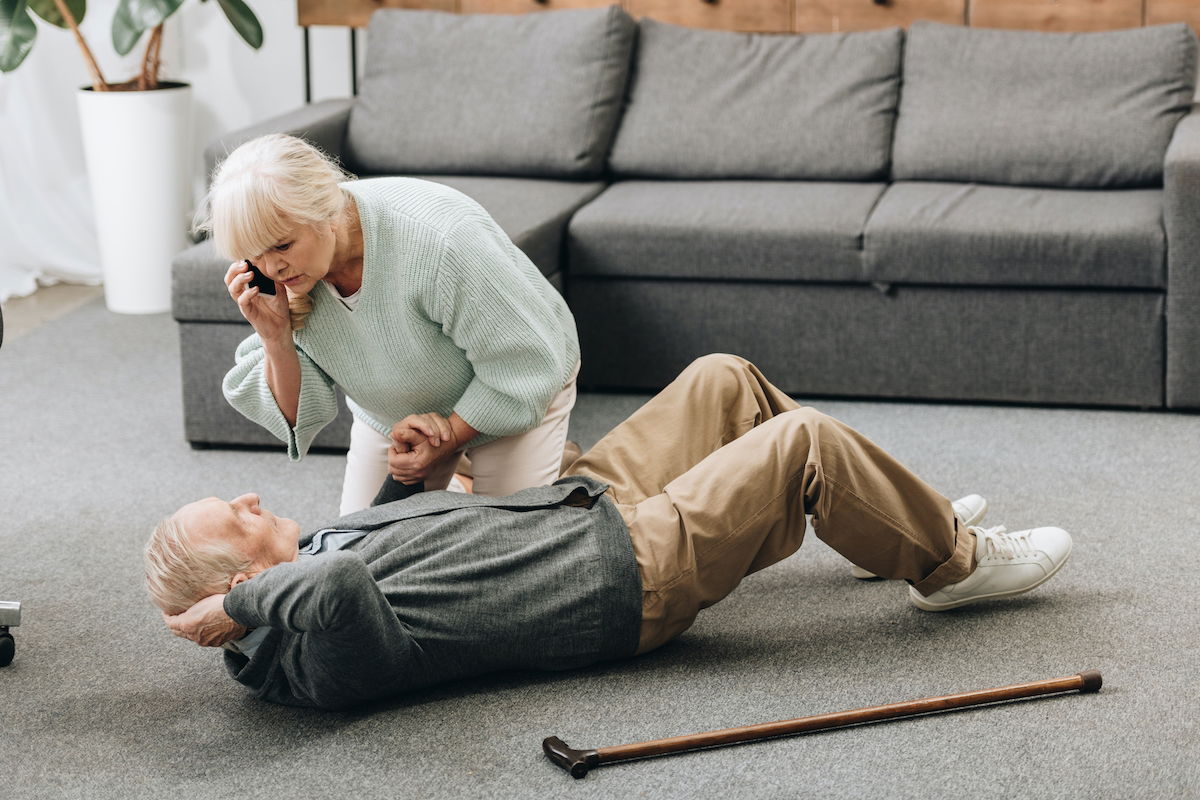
[609,20,902,181]
[173,176,601,322]
[346,7,635,179]
[892,21,1197,188]
[864,182,1165,289]
[568,181,886,282]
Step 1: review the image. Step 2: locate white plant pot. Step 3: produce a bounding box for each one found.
[77,83,192,315]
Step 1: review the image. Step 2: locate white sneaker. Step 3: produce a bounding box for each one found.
[909,525,1073,611]
[849,494,988,580]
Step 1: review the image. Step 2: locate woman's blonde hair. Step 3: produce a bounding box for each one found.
[194,133,352,330]
[144,514,253,616]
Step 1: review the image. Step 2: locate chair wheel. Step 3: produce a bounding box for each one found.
[0,632,13,667]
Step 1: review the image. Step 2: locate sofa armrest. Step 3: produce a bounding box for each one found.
[1164,105,1200,408]
[202,98,356,185]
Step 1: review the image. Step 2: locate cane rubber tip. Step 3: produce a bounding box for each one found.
[1077,670,1103,693]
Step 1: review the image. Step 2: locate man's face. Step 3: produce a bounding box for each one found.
[177,494,302,577]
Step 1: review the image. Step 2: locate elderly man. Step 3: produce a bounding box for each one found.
[149,355,1072,710]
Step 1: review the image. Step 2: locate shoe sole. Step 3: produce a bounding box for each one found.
[850,496,989,580]
[909,538,1073,611]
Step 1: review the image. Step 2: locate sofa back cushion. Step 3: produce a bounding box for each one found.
[346,6,636,179]
[609,20,904,180]
[892,22,1198,188]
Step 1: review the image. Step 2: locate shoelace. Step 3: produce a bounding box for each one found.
[976,525,1036,561]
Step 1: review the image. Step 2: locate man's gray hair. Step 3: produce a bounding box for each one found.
[144,514,253,615]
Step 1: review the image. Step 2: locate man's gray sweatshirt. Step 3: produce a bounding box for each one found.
[222,476,642,710]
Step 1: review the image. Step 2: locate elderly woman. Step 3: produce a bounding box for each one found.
[199,134,580,513]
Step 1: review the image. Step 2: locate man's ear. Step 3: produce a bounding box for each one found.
[228,572,253,590]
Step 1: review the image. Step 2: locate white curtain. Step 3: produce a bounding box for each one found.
[0,21,104,303]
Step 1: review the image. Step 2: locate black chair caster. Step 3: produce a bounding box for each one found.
[0,630,13,668]
[0,601,20,667]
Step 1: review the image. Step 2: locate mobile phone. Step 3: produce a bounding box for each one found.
[244,261,276,295]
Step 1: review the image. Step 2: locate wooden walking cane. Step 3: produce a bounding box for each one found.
[544,670,1102,778]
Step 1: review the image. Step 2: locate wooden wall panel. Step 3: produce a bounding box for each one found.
[623,0,792,32]
[793,0,837,31]
[460,0,615,13]
[796,0,964,31]
[1146,0,1200,29]
[298,0,1192,33]
[969,0,1144,31]
[298,0,456,28]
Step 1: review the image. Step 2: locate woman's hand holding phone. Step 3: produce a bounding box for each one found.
[224,260,291,343]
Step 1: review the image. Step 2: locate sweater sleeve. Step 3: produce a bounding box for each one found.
[433,214,574,437]
[222,332,342,461]
[224,552,414,710]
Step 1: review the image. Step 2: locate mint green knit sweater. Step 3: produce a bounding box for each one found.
[223,178,580,460]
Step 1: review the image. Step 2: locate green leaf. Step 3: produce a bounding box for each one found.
[27,0,84,28]
[112,0,142,56]
[216,0,261,49]
[125,0,183,30]
[0,0,37,73]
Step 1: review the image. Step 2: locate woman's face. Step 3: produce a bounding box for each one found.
[250,220,335,295]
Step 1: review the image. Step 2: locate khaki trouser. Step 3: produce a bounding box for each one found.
[563,354,977,655]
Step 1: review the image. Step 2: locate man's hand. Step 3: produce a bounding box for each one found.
[163,594,247,648]
[388,413,460,483]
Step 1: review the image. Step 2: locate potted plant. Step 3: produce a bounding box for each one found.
[0,0,263,314]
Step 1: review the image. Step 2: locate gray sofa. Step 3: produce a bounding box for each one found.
[171,6,1200,449]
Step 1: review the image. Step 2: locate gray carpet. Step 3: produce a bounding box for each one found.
[1,298,1197,799]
